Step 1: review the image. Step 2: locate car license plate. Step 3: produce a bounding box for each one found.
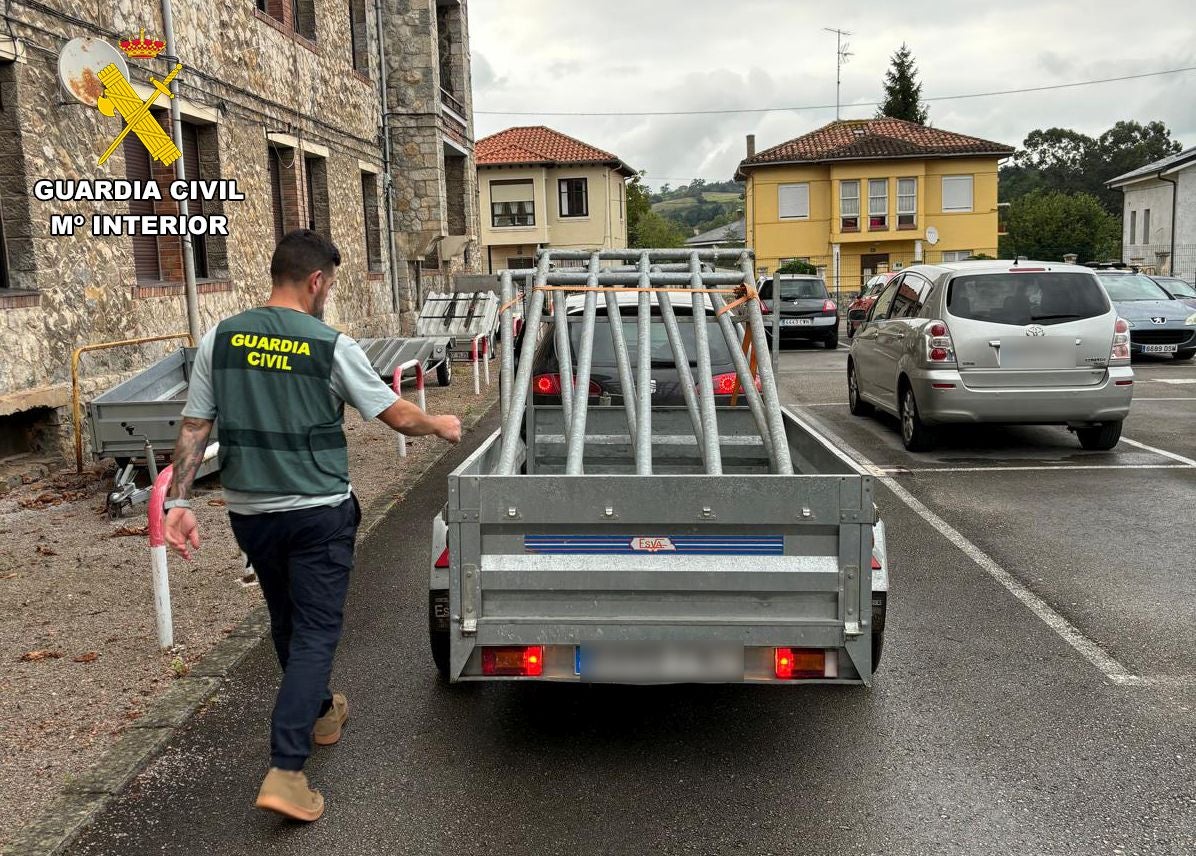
[577,643,744,682]
[1141,343,1178,353]
[781,318,813,327]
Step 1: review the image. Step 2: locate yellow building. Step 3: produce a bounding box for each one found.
[476,126,635,273]
[736,119,1014,298]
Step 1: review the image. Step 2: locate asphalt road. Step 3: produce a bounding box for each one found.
[68,344,1196,856]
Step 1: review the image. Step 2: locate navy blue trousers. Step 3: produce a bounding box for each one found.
[230,495,360,771]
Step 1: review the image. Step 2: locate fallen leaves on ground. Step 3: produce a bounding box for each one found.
[110,525,149,538]
[1,572,17,580]
[73,652,100,663]
[207,498,227,507]
[35,545,58,556]
[17,490,87,509]
[19,650,63,662]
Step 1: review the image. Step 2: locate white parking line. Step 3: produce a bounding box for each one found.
[882,464,1191,474]
[1152,378,1196,385]
[1134,396,1196,401]
[1119,438,1196,467]
[797,409,1137,684]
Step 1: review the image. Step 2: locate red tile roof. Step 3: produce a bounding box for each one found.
[737,119,1013,175]
[477,126,635,174]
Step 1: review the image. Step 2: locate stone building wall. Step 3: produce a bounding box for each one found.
[0,0,477,464]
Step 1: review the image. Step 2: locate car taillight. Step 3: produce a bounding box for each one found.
[925,320,956,364]
[434,547,450,569]
[533,374,601,396]
[481,646,544,677]
[712,372,762,395]
[1111,318,1130,362]
[774,648,826,679]
[822,299,837,313]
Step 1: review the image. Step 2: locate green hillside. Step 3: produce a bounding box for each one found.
[649,181,743,235]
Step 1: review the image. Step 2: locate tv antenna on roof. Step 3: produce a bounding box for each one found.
[823,27,853,120]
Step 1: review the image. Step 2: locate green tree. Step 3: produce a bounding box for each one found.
[627,172,687,248]
[777,259,817,275]
[997,191,1121,263]
[876,43,928,125]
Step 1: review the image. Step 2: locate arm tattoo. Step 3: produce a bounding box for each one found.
[168,417,214,500]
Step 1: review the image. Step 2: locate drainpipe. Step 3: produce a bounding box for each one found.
[160,0,200,342]
[375,0,402,317]
[1160,173,1178,276]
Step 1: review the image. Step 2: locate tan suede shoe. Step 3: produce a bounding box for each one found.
[254,768,325,822]
[313,693,349,746]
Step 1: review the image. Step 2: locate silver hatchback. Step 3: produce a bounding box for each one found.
[847,260,1134,451]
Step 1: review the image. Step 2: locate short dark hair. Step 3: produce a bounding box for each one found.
[270,230,341,284]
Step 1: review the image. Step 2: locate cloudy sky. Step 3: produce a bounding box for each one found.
[469,0,1196,188]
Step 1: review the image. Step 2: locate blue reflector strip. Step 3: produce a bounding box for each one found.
[524,534,784,555]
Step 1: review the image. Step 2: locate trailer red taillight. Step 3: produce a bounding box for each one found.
[871,556,881,570]
[774,647,826,679]
[481,646,544,677]
[434,547,450,569]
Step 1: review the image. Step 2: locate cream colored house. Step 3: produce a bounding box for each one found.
[476,126,635,273]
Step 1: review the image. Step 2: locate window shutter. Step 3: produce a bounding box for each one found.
[941,176,973,212]
[778,183,808,219]
[180,123,208,277]
[124,137,160,281]
[269,147,284,244]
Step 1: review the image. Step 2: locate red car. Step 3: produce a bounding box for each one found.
[846,272,899,338]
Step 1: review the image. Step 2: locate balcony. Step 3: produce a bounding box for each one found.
[440,87,466,125]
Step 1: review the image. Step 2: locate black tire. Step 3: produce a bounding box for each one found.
[436,357,452,387]
[871,592,886,674]
[1174,350,1195,361]
[824,333,839,350]
[899,383,936,452]
[871,631,884,674]
[1076,420,1122,451]
[430,630,449,679]
[847,362,873,416]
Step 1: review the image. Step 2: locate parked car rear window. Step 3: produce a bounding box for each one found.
[1154,277,1196,298]
[570,316,734,366]
[759,278,829,301]
[1099,274,1174,301]
[946,273,1109,326]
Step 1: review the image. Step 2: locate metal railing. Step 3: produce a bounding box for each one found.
[495,249,792,477]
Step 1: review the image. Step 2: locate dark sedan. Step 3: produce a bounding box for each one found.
[1152,276,1196,310]
[756,275,839,349]
[528,293,759,407]
[1097,272,1196,360]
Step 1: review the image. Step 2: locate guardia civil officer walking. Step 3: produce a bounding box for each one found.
[163,230,461,822]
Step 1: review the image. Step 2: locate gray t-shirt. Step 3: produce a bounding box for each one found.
[182,324,399,515]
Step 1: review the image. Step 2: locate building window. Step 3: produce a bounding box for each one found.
[268,147,285,244]
[491,180,535,227]
[840,180,860,232]
[558,178,588,218]
[778,182,809,220]
[361,172,383,273]
[1129,210,1136,244]
[303,154,329,234]
[868,179,888,230]
[0,197,9,289]
[124,136,160,281]
[897,178,916,229]
[1143,208,1150,244]
[507,256,535,270]
[941,250,972,262]
[941,175,973,212]
[293,0,316,40]
[349,0,369,73]
[619,183,624,221]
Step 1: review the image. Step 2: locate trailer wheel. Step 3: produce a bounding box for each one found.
[436,357,453,387]
[871,592,887,674]
[430,629,449,679]
[429,589,450,679]
[871,631,884,673]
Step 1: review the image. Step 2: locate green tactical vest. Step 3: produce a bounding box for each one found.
[211,307,347,496]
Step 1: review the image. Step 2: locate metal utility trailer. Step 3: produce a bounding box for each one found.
[86,348,219,517]
[428,249,888,686]
[357,335,454,387]
[415,292,500,362]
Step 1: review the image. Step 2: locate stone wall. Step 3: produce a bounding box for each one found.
[0,0,478,463]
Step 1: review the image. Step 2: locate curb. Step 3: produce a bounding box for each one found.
[1,395,497,856]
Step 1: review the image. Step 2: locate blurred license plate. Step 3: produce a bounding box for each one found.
[578,643,744,682]
[781,318,813,327]
[1141,343,1178,353]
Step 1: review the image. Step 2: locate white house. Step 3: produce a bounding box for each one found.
[1107,146,1196,280]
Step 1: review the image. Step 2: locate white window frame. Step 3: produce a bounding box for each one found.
[868,179,888,230]
[777,182,809,220]
[941,175,974,212]
[941,250,972,262]
[840,179,860,231]
[897,177,916,229]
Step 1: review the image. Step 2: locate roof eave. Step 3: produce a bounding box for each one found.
[738,149,1015,174]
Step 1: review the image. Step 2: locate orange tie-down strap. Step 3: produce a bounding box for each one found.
[498,284,758,316]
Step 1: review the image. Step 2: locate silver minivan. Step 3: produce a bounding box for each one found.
[847,260,1133,451]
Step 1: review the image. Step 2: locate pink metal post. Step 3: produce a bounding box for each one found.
[471,336,480,395]
[481,336,491,387]
[147,465,175,649]
[392,360,426,458]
